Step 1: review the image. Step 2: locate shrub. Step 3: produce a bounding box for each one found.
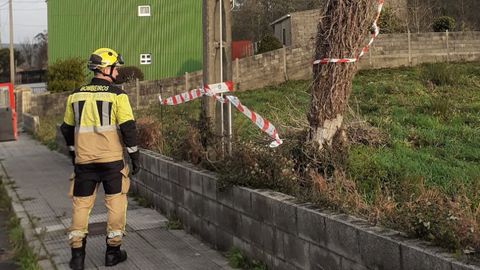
[378,7,405,33]
[432,16,456,32]
[136,116,163,153]
[47,58,87,92]
[117,66,144,84]
[257,34,283,54]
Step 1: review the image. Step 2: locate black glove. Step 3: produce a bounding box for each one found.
[69,151,75,166]
[129,151,140,175]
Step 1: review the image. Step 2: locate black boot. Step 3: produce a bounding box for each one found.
[105,244,127,267]
[69,237,86,270]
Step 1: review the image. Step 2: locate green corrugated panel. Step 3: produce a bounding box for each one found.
[48,0,203,81]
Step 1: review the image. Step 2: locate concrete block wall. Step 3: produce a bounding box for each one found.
[128,148,480,270]
[29,91,70,117]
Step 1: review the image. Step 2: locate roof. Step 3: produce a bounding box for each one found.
[270,9,322,26]
[270,14,291,26]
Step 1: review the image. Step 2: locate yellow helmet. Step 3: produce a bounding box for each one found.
[87,48,124,71]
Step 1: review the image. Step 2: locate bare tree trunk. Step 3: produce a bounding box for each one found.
[307,0,376,150]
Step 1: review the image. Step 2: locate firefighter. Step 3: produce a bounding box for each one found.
[60,48,140,270]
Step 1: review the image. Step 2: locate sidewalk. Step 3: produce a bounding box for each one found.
[0,134,232,270]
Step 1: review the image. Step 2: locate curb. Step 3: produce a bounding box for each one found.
[0,162,57,270]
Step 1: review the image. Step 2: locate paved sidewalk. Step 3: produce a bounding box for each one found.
[0,134,232,270]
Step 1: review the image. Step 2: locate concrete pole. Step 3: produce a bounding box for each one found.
[283,46,288,81]
[9,0,15,85]
[446,30,450,62]
[408,30,412,65]
[202,0,232,153]
[202,0,218,129]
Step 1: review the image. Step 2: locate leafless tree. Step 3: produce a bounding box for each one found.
[33,31,48,69]
[20,38,35,69]
[232,0,325,41]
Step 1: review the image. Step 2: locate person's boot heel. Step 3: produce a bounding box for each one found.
[105,244,127,267]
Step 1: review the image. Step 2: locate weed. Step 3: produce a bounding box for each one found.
[166,214,182,230]
[33,114,63,150]
[130,193,153,208]
[0,177,40,269]
[227,247,268,270]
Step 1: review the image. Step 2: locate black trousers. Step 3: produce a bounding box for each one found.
[73,160,125,197]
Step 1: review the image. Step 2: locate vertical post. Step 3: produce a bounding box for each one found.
[9,0,15,86]
[202,0,218,130]
[408,30,412,65]
[202,0,232,154]
[446,30,450,62]
[368,41,372,66]
[235,58,239,85]
[223,0,233,156]
[283,46,288,81]
[219,0,225,155]
[185,72,189,91]
[135,78,140,109]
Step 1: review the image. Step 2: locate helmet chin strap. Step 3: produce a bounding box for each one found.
[99,65,118,83]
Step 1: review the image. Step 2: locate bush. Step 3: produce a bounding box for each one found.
[117,66,144,84]
[378,7,405,33]
[432,16,456,32]
[47,58,87,92]
[257,35,283,54]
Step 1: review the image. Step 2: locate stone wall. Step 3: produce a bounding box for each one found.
[22,113,39,134]
[21,32,480,117]
[28,91,70,117]
[117,147,479,270]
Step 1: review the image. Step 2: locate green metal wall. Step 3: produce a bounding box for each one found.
[48,0,202,81]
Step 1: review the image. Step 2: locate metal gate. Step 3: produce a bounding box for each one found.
[0,83,17,141]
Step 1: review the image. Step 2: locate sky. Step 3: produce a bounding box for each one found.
[0,0,47,44]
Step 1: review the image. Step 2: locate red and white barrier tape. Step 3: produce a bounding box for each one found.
[313,0,384,65]
[159,81,234,106]
[159,82,283,148]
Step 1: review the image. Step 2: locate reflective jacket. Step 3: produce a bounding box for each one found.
[60,78,137,165]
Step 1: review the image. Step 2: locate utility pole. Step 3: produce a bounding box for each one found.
[201,0,232,153]
[9,0,15,85]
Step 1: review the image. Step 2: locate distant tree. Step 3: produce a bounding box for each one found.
[257,35,283,53]
[47,58,86,92]
[21,38,36,69]
[406,0,478,32]
[34,31,48,69]
[232,0,325,41]
[432,16,456,32]
[378,7,405,33]
[116,66,144,84]
[0,48,24,78]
